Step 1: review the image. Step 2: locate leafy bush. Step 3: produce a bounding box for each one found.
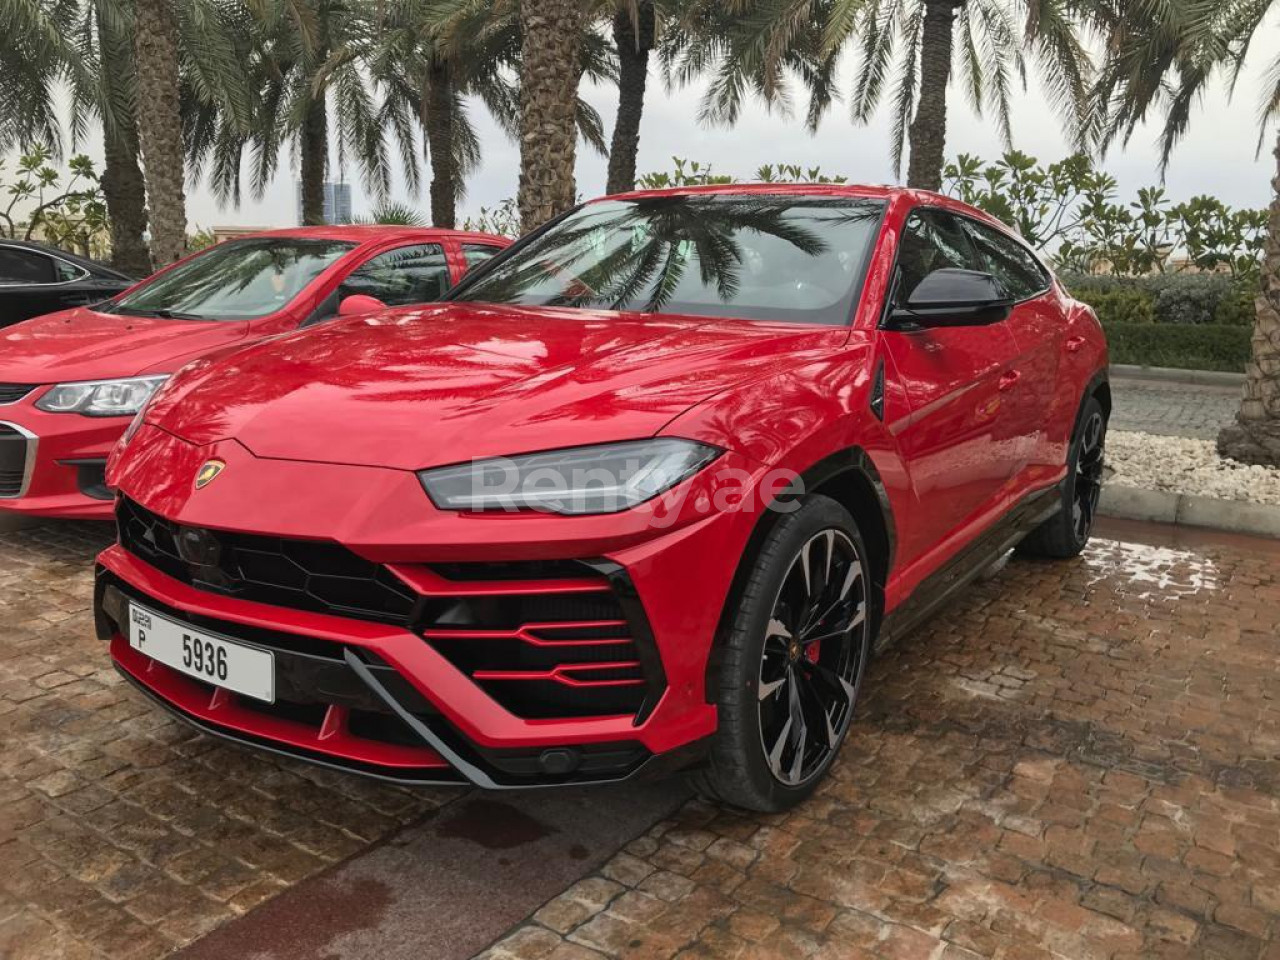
[1102,322,1251,372]
[0,148,110,258]
[1063,273,1258,327]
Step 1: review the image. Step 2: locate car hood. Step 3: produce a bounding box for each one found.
[145,302,845,470]
[0,308,249,383]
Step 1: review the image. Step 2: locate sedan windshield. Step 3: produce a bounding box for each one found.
[452,195,885,325]
[106,238,356,321]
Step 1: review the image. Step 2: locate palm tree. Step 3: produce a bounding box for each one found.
[1,0,151,274]
[133,0,187,264]
[517,0,588,230]
[605,0,657,193]
[674,0,1092,192]
[1091,0,1280,465]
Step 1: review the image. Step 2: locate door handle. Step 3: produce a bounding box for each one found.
[998,370,1021,392]
[1065,335,1086,353]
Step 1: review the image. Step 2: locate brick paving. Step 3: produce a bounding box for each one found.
[1110,378,1241,441]
[0,522,462,960]
[480,522,1280,960]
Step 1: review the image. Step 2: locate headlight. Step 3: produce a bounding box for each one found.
[418,438,722,515]
[36,376,169,417]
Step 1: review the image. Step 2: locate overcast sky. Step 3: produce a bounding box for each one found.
[23,19,1280,232]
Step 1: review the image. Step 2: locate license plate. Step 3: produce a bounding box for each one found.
[128,604,275,703]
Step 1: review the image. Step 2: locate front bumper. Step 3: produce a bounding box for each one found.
[0,401,124,520]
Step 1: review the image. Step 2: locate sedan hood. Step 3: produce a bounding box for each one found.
[146,302,844,470]
[0,308,249,384]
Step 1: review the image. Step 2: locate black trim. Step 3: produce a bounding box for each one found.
[870,359,885,422]
[878,481,1063,650]
[59,458,112,500]
[580,559,668,725]
[444,207,581,302]
[793,447,898,572]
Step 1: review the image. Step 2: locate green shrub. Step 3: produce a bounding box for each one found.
[1102,322,1252,372]
[1062,273,1258,328]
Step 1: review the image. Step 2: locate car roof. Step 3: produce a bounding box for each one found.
[595,183,1018,237]
[0,237,133,281]
[231,225,511,245]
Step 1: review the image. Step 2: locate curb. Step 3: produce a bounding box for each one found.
[1110,364,1245,388]
[1099,484,1280,539]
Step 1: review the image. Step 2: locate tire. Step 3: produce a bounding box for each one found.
[690,494,874,812]
[1018,394,1107,559]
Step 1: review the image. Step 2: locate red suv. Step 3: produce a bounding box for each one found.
[96,187,1108,811]
[0,226,509,520]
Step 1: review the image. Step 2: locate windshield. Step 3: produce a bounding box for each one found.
[452,195,885,325]
[106,238,356,321]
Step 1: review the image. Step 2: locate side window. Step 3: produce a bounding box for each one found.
[54,259,87,282]
[461,243,504,272]
[962,221,1050,301]
[342,244,450,305]
[894,210,978,304]
[0,248,56,285]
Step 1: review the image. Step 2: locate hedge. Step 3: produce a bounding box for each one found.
[1061,273,1256,327]
[1102,322,1252,372]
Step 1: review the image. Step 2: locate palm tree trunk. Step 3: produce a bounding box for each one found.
[133,0,186,265]
[300,96,328,225]
[517,0,586,231]
[905,0,957,191]
[100,125,152,278]
[425,59,457,229]
[1217,129,1280,466]
[605,0,655,195]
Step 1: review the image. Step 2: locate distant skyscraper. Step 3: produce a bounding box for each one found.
[296,181,352,225]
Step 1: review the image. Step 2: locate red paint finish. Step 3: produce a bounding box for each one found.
[0,226,509,520]
[98,186,1107,785]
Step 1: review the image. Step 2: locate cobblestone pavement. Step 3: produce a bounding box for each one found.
[0,523,464,960]
[481,521,1280,960]
[1110,378,1241,441]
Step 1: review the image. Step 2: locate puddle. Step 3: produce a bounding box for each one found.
[435,798,558,849]
[1081,539,1220,600]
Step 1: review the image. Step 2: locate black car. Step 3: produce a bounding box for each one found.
[0,239,134,328]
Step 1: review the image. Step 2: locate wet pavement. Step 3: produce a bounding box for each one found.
[2,517,1278,959]
[1110,377,1240,441]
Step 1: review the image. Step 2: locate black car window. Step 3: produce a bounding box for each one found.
[462,243,504,270]
[453,196,886,326]
[54,259,87,282]
[0,247,56,285]
[342,244,450,305]
[961,219,1051,301]
[895,210,980,305]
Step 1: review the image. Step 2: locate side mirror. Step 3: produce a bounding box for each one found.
[337,294,387,317]
[887,268,1013,330]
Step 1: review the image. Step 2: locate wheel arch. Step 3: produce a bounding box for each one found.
[703,446,896,701]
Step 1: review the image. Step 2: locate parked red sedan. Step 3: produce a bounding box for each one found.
[98,186,1108,810]
[0,226,509,520]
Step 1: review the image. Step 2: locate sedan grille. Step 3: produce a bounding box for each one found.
[0,384,35,405]
[0,424,33,498]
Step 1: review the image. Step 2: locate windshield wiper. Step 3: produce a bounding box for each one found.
[112,306,212,321]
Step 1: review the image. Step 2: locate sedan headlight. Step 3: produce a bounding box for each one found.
[419,438,722,515]
[36,376,169,417]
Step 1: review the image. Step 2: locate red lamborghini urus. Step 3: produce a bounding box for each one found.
[96,186,1109,811]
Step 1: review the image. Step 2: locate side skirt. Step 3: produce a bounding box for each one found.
[876,481,1064,652]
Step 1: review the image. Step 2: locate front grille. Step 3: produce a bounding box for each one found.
[418,561,662,720]
[116,500,668,722]
[0,424,32,498]
[117,497,417,625]
[0,384,34,405]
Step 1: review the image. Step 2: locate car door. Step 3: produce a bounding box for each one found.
[959,218,1060,479]
[878,208,1025,566]
[0,244,67,323]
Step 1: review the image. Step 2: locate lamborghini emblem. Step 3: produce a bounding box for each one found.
[195,460,226,490]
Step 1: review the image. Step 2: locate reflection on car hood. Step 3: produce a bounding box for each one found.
[145,302,845,470]
[0,308,249,383]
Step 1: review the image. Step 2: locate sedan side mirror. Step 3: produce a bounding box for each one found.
[887,268,1013,330]
[338,294,388,317]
